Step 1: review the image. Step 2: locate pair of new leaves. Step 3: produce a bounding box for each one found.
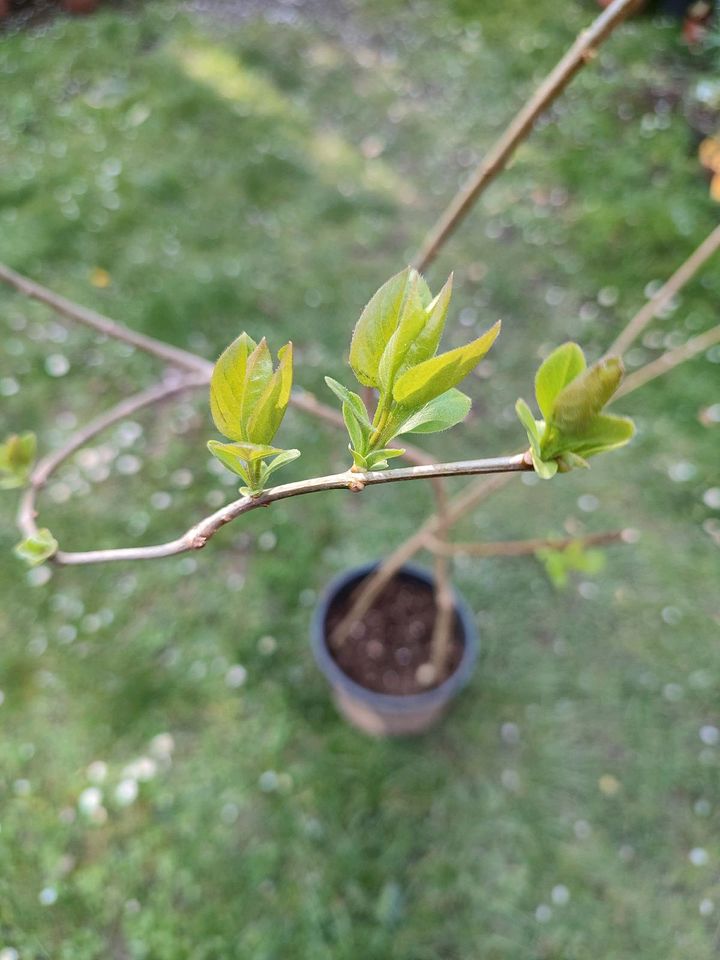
[208,267,633,492]
[516,342,634,479]
[0,433,59,566]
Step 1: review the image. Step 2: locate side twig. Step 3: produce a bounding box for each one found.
[412,0,642,273]
[608,222,720,357]
[615,323,720,399]
[17,374,208,543]
[426,528,629,557]
[426,477,454,682]
[0,262,212,377]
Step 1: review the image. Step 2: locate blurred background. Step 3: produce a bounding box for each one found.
[1,1,719,957]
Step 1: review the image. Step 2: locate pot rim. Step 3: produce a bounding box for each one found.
[310,561,479,713]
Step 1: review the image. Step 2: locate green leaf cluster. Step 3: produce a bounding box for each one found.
[516,343,634,480]
[0,432,36,489]
[14,528,58,567]
[207,333,300,495]
[327,267,500,469]
[536,540,606,589]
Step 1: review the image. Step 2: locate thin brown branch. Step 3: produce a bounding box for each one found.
[427,528,629,558]
[428,550,455,682]
[17,374,208,543]
[0,261,213,377]
[412,0,641,273]
[42,453,532,566]
[427,476,455,682]
[615,323,720,399]
[608,223,720,357]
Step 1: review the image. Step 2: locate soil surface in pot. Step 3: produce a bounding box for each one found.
[325,572,463,695]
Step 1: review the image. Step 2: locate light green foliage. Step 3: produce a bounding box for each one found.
[516,343,634,478]
[536,539,606,588]
[13,528,58,566]
[331,267,499,468]
[208,335,299,495]
[0,432,36,489]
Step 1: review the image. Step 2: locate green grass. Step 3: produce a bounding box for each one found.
[1,2,720,957]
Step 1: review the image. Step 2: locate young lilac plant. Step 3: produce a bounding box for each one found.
[7,266,635,686]
[195,269,633,676]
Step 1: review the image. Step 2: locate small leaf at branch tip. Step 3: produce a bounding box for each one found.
[14,528,58,567]
[0,432,37,489]
[527,343,634,471]
[209,333,293,446]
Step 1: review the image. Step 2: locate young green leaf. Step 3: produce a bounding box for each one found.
[377,272,430,392]
[396,388,471,435]
[530,450,558,480]
[522,344,634,477]
[393,321,501,408]
[0,432,37,490]
[246,342,293,444]
[349,449,369,470]
[238,338,274,429]
[324,378,372,429]
[404,274,453,374]
[536,540,606,589]
[556,451,590,472]
[551,356,624,433]
[553,413,635,459]
[342,400,369,456]
[209,332,295,493]
[349,268,431,387]
[514,398,542,454]
[260,448,301,483]
[207,439,300,494]
[365,447,406,470]
[534,342,586,422]
[14,528,58,567]
[209,332,256,440]
[208,439,283,470]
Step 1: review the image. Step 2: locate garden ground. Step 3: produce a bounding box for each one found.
[1,1,720,957]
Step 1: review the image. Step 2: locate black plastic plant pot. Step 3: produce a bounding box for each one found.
[310,562,479,737]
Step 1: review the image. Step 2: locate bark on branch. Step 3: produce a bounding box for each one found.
[41,454,532,566]
[412,0,643,273]
[426,528,630,557]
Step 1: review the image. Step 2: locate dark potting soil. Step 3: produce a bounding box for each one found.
[325,572,464,696]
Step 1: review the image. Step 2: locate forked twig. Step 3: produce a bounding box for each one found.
[608,223,720,357]
[615,323,720,398]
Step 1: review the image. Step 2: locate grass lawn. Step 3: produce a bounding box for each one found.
[1,1,720,957]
